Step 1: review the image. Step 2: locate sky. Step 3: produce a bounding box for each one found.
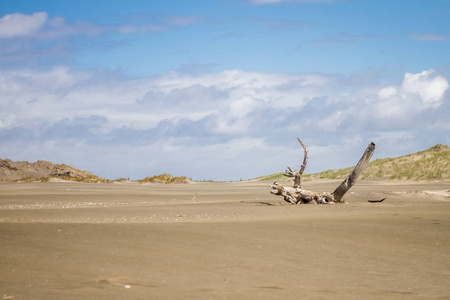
[0,0,449,181]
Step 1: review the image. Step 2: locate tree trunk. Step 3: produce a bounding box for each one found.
[332,142,376,203]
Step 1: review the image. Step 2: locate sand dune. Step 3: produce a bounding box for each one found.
[1,180,449,299]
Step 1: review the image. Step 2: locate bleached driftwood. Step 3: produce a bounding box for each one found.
[270,139,376,204]
[283,137,308,188]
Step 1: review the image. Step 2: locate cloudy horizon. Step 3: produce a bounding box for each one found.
[1,1,449,181]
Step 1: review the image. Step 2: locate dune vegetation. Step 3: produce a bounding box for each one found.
[138,173,191,184]
[15,175,113,183]
[258,144,450,182]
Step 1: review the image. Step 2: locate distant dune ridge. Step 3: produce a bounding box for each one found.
[258,144,450,182]
[1,144,449,182]
[0,159,102,182]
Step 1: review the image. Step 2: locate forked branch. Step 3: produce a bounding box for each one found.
[283,138,308,188]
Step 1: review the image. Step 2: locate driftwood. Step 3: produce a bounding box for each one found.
[368,197,386,203]
[283,138,308,188]
[270,139,376,204]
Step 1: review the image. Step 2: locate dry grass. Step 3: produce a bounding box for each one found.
[16,175,112,183]
[258,144,450,182]
[138,173,191,184]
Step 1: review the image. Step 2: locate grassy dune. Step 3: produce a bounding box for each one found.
[258,144,450,181]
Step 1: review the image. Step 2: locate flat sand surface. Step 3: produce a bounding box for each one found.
[1,180,449,299]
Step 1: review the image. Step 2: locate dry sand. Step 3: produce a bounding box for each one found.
[0,179,449,299]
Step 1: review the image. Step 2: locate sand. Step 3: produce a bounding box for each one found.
[0,179,449,299]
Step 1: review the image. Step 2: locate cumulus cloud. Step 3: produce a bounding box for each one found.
[0,67,448,180]
[0,12,104,39]
[371,69,449,126]
[401,70,449,108]
[378,86,397,99]
[0,12,47,38]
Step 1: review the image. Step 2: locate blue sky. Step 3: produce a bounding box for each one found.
[0,0,449,181]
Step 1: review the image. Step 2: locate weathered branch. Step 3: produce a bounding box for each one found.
[283,138,308,188]
[270,183,335,204]
[332,142,376,203]
[297,138,308,179]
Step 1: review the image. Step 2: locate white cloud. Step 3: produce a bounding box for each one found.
[0,66,448,180]
[401,70,449,108]
[373,70,449,122]
[314,110,349,133]
[0,12,104,39]
[378,86,397,99]
[229,96,258,118]
[0,12,47,38]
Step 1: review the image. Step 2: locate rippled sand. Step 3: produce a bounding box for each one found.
[1,180,449,299]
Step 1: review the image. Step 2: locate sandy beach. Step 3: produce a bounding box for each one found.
[0,179,449,299]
